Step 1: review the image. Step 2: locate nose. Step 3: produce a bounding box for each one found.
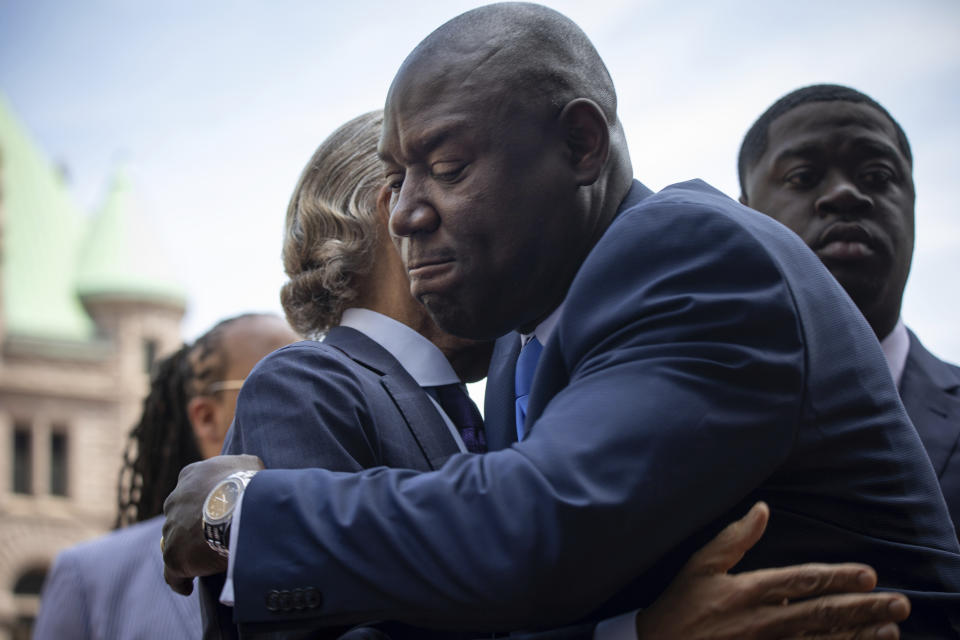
[815,173,872,217]
[388,176,440,239]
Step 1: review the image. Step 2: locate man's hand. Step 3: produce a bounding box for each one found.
[636,502,911,639]
[162,454,264,595]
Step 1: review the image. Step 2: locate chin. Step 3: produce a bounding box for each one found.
[422,294,506,342]
[835,277,884,312]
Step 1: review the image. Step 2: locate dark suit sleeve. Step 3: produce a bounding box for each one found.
[229,199,804,630]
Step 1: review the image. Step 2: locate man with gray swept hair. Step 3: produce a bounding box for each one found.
[165,4,960,637]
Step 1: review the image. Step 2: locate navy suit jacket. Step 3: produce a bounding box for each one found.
[224,326,462,473]
[34,516,201,640]
[901,329,960,538]
[232,181,960,637]
[202,327,464,639]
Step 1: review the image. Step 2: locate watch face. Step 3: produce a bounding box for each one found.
[205,480,240,523]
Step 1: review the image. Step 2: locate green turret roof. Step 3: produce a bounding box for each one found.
[0,95,94,341]
[1,95,187,344]
[75,168,186,307]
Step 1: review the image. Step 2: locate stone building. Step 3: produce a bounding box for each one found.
[0,95,185,639]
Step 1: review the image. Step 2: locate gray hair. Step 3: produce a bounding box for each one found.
[280,110,384,338]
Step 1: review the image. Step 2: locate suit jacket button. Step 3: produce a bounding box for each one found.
[292,588,305,610]
[304,587,321,609]
[265,590,281,612]
[279,590,293,611]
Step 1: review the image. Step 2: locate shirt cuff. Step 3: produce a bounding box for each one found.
[594,609,639,640]
[218,488,245,606]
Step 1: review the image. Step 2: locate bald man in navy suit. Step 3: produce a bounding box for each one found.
[164,7,959,636]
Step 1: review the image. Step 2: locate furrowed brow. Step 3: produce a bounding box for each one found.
[395,119,471,164]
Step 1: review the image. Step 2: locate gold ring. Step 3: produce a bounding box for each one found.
[160,535,165,553]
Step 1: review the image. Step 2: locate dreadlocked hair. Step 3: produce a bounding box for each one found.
[115,344,198,527]
[115,313,262,527]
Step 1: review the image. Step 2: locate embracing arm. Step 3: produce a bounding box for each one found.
[166,194,909,634]
[224,200,813,626]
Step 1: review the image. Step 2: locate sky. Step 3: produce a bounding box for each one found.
[1,0,959,364]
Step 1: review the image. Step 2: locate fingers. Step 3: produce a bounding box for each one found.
[164,566,195,596]
[737,563,879,604]
[238,453,265,470]
[684,502,770,575]
[787,622,900,640]
[754,592,910,640]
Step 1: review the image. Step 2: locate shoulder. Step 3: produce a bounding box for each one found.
[241,338,381,399]
[43,516,165,615]
[56,517,164,570]
[611,179,814,266]
[906,330,960,389]
[233,339,384,437]
[562,180,812,344]
[252,338,362,372]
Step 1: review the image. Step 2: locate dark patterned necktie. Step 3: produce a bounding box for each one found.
[428,384,487,453]
[514,336,543,441]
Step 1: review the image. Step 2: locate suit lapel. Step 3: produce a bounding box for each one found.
[485,333,521,451]
[324,326,460,469]
[900,331,960,476]
[484,182,655,447]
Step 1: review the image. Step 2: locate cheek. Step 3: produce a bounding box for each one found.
[760,197,814,235]
[777,213,812,237]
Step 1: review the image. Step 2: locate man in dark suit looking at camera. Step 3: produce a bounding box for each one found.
[738,84,960,537]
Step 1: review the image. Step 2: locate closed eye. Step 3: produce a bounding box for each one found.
[385,172,404,192]
[430,162,466,183]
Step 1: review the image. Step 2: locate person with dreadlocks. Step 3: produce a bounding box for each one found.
[34,313,297,640]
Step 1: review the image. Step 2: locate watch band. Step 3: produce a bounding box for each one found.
[203,470,258,557]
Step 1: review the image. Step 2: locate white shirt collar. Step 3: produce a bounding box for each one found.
[338,308,460,387]
[880,317,909,387]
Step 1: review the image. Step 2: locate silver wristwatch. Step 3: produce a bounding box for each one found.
[202,470,258,557]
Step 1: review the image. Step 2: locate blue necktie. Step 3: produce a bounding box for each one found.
[514,336,543,441]
[428,383,487,453]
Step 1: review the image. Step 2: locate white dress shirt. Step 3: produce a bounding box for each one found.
[880,318,909,387]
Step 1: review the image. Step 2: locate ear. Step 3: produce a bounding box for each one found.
[558,98,609,186]
[187,396,218,452]
[375,183,392,224]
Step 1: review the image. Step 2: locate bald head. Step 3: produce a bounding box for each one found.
[389,3,618,126]
[379,4,633,339]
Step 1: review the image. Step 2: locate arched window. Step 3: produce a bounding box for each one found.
[10,566,47,640]
[13,568,46,595]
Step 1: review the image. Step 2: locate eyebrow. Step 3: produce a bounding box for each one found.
[848,138,904,163]
[772,136,904,166]
[379,119,472,164]
[771,143,821,165]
